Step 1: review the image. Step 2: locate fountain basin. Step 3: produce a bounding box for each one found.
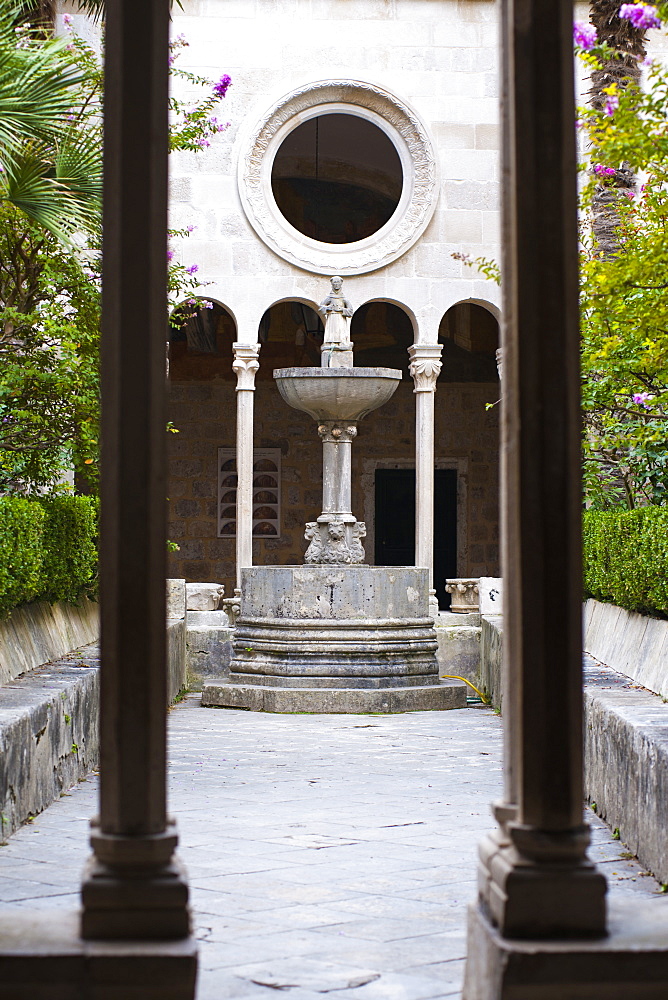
[273,367,402,421]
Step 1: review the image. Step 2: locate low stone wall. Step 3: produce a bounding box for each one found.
[584,598,668,700]
[0,598,99,686]
[479,615,503,710]
[584,658,668,885]
[0,646,100,840]
[478,609,668,883]
[435,612,481,685]
[185,611,233,689]
[0,585,188,839]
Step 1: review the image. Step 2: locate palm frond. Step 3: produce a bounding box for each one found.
[1,138,101,241]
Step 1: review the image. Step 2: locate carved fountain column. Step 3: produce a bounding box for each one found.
[408,344,443,616]
[232,343,260,591]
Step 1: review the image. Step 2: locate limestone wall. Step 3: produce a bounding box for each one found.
[0,599,99,686]
[167,0,502,336]
[167,376,500,591]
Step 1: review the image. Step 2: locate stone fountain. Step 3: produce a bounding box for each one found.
[202,278,466,713]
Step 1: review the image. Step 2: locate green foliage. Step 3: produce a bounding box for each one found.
[0,495,44,612]
[577,37,668,508]
[37,494,98,603]
[583,507,668,616]
[0,493,98,614]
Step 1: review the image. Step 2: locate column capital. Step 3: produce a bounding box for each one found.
[408,343,442,393]
[317,420,358,445]
[232,342,260,391]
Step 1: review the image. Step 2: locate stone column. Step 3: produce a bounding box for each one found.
[81,0,192,945]
[233,343,260,591]
[408,344,442,615]
[464,0,607,968]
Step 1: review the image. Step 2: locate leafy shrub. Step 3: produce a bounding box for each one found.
[37,495,99,604]
[0,497,45,614]
[583,507,668,617]
[0,495,98,615]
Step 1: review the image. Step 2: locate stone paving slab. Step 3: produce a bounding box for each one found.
[0,696,663,1000]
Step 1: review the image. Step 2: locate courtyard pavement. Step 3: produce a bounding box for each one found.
[0,697,662,999]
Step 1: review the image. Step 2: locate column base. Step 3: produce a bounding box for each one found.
[463,899,668,1000]
[0,911,197,1000]
[81,856,191,941]
[478,829,607,939]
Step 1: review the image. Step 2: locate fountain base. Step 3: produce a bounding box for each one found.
[201,566,467,714]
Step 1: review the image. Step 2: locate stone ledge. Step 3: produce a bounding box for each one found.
[201,679,466,714]
[0,910,197,1000]
[463,897,668,999]
[584,598,668,700]
[0,646,100,839]
[584,657,668,884]
[0,599,99,686]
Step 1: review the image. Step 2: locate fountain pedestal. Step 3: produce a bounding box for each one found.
[201,278,466,713]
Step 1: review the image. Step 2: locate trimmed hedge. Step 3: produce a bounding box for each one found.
[0,495,98,615]
[583,507,668,618]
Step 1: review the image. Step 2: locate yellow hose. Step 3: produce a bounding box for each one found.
[441,674,491,704]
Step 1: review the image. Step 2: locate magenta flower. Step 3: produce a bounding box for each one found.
[213,74,232,99]
[593,164,616,176]
[604,94,619,116]
[633,392,653,407]
[574,22,597,49]
[187,225,196,233]
[619,4,662,30]
[186,264,199,275]
[167,250,174,262]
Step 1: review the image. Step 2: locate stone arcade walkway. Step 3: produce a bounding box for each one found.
[0,698,662,999]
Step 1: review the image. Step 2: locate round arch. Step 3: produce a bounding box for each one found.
[438,301,500,383]
[351,299,416,374]
[168,297,238,381]
[257,299,325,374]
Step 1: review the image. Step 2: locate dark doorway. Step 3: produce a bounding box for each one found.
[374,468,457,610]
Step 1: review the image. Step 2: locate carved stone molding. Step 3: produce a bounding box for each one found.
[408,344,443,393]
[317,422,358,445]
[232,342,260,391]
[305,517,367,565]
[237,80,439,275]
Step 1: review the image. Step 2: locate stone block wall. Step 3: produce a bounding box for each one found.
[167,376,500,593]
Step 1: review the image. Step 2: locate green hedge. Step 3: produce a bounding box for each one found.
[0,495,98,615]
[583,507,668,618]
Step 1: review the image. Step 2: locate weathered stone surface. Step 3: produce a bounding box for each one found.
[436,624,481,683]
[584,598,668,700]
[463,898,668,1000]
[0,911,197,1000]
[185,583,224,612]
[445,578,480,613]
[480,615,503,710]
[0,599,99,686]
[166,579,186,620]
[167,619,187,704]
[185,623,234,687]
[479,576,503,615]
[0,645,100,839]
[584,658,668,884]
[201,680,465,714]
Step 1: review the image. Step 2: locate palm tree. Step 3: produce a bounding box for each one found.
[588,1,647,254]
[0,0,101,241]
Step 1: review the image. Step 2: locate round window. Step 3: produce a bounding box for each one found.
[237,81,438,275]
[271,113,403,245]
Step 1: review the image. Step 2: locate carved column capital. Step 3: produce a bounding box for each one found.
[232,342,260,391]
[317,421,358,444]
[408,343,443,393]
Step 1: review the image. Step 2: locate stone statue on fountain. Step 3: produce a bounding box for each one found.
[319,275,354,368]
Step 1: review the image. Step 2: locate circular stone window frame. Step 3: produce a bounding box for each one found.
[237,80,439,276]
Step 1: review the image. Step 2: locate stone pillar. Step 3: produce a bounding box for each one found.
[80,0,192,945]
[463,0,606,979]
[408,344,442,615]
[233,343,260,591]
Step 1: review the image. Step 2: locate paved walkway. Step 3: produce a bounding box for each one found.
[0,697,661,999]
